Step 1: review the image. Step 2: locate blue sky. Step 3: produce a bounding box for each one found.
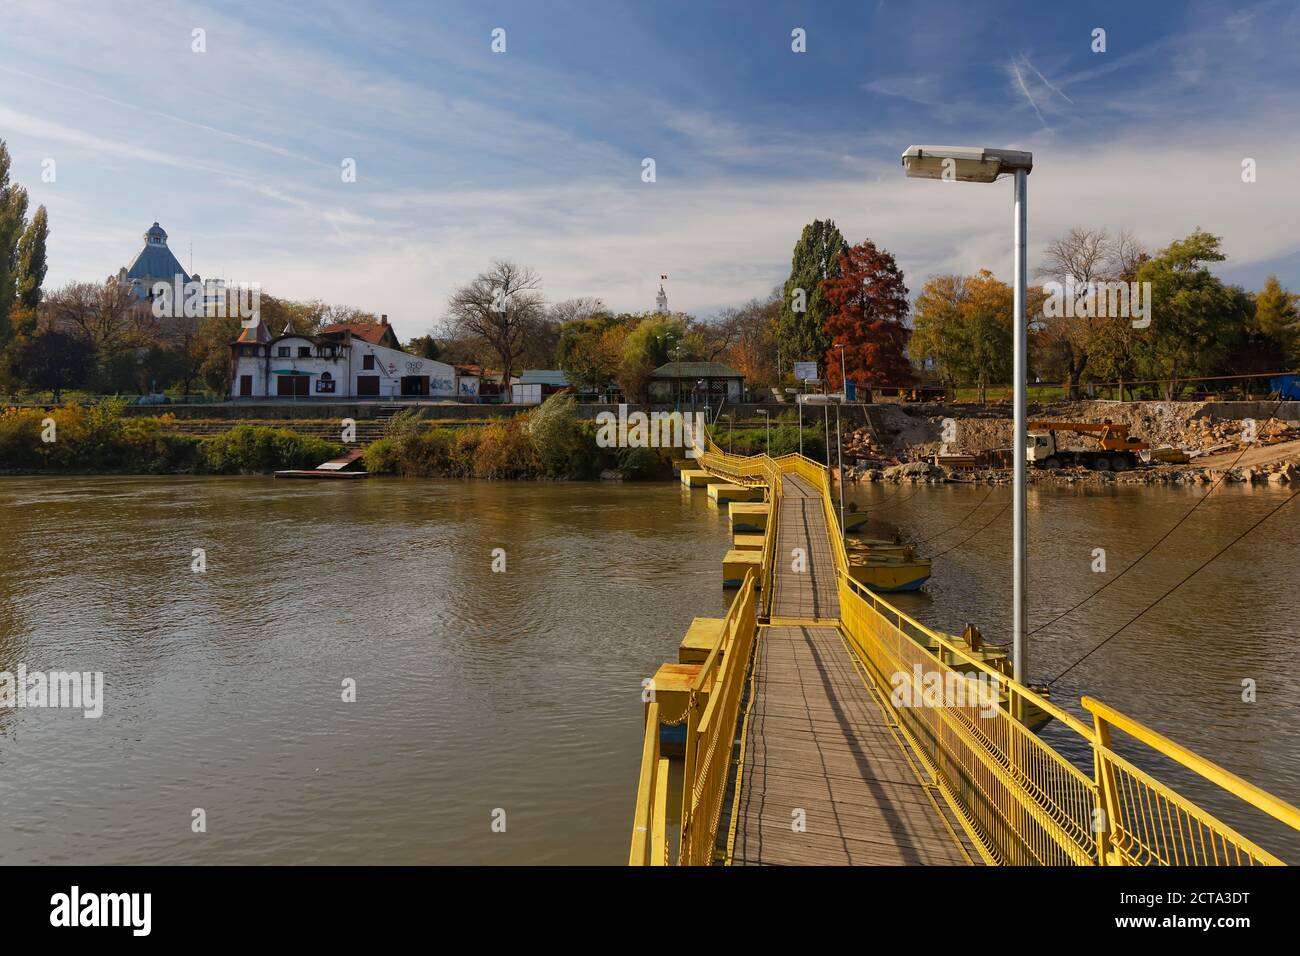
[2,0,1298,338]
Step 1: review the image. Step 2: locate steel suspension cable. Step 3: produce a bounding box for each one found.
[1028,398,1290,636]
[916,486,999,543]
[1048,487,1299,685]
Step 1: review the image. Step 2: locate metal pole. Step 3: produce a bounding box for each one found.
[798,402,803,457]
[835,401,845,537]
[1012,167,1029,693]
[838,344,847,399]
[823,405,829,466]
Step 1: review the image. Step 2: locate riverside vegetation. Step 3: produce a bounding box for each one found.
[0,395,676,479]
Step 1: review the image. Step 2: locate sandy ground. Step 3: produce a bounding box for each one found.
[1194,437,1300,470]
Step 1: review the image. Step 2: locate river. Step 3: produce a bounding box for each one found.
[0,476,1295,863]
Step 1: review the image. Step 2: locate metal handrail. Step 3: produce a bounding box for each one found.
[679,569,759,864]
[633,444,1300,866]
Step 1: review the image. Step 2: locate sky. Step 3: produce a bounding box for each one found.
[2,0,1299,340]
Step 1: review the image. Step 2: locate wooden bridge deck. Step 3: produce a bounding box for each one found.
[770,474,840,621]
[731,624,977,865]
[728,472,977,865]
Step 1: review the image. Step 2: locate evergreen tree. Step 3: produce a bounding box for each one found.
[777,219,846,377]
[0,141,32,335]
[16,204,49,311]
[1252,274,1299,365]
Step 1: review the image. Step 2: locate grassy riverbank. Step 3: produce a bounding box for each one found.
[0,401,342,474]
[0,396,676,479]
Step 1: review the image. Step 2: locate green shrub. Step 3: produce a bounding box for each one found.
[616,445,673,479]
[361,436,403,475]
[199,424,341,474]
[526,394,590,478]
[0,401,201,472]
[472,419,537,478]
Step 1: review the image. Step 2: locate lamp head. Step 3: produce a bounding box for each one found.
[901,145,1033,183]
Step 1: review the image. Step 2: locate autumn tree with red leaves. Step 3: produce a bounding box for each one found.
[819,238,912,390]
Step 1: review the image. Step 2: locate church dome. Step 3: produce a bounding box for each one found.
[145,222,168,244]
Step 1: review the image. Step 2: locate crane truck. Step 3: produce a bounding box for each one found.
[1026,420,1150,471]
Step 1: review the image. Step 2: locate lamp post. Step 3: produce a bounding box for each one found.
[902,144,1033,694]
[672,345,683,412]
[834,398,845,539]
[835,342,848,402]
[834,342,848,536]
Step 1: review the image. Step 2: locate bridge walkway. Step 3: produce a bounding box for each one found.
[730,473,977,865]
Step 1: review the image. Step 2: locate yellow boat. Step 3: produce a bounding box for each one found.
[846,551,932,593]
[847,538,917,558]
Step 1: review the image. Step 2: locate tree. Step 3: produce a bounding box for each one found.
[1252,275,1299,366]
[911,270,1023,401]
[619,315,685,402]
[406,334,441,360]
[15,204,48,312]
[720,290,780,388]
[19,328,95,401]
[0,142,48,375]
[958,271,1016,401]
[198,313,244,394]
[447,260,547,390]
[548,297,606,325]
[1133,229,1252,398]
[819,239,911,390]
[0,140,30,333]
[777,219,846,375]
[910,275,968,391]
[155,313,208,398]
[555,312,630,395]
[1035,227,1148,398]
[44,279,154,371]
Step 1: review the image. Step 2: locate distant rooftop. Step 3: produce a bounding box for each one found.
[519,369,569,386]
[651,361,743,379]
[318,321,398,347]
[123,221,190,285]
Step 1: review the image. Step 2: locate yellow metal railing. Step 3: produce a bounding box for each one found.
[1086,697,1295,865]
[680,569,759,864]
[840,574,1098,865]
[628,700,669,866]
[632,442,1300,865]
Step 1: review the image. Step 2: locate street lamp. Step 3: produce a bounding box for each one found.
[757,407,769,454]
[835,342,848,401]
[902,143,1033,696]
[672,344,683,412]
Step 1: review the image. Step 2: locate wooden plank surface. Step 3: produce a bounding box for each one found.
[770,474,840,621]
[732,624,976,866]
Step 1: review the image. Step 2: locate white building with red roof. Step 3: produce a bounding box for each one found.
[229,314,463,401]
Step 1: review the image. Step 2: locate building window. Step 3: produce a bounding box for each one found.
[277,346,290,357]
[298,346,311,358]
[363,354,375,370]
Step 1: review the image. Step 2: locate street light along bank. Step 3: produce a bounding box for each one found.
[901,145,1033,701]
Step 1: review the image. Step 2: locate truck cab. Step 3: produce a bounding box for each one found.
[1027,431,1056,464]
